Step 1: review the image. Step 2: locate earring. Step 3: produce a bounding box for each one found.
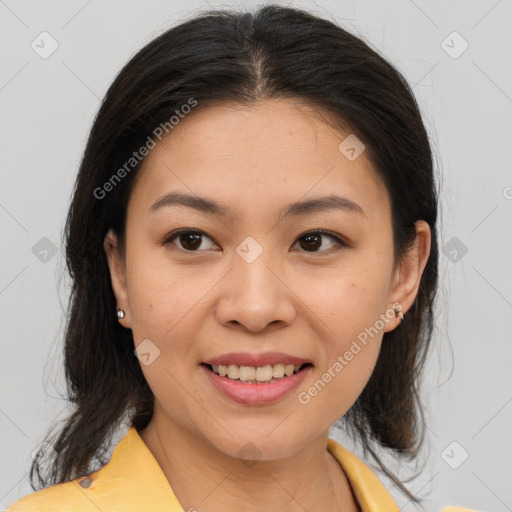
[116,307,125,320]
[394,304,404,324]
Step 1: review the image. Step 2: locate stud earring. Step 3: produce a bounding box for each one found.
[394,304,404,324]
[116,307,125,320]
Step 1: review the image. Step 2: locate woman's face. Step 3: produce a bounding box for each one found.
[105,98,429,460]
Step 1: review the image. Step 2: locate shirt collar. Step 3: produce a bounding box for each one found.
[81,426,399,511]
[326,438,400,511]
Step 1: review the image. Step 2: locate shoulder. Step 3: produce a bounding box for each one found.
[326,437,401,511]
[6,475,100,512]
[5,426,181,512]
[326,438,482,512]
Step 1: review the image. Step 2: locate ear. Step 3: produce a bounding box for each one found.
[383,220,431,332]
[104,229,131,328]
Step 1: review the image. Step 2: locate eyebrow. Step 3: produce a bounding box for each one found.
[148,191,364,219]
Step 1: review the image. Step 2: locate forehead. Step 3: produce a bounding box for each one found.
[129,99,390,221]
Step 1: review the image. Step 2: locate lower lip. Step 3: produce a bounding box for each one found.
[201,364,312,405]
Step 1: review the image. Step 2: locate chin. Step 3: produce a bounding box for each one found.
[204,425,305,463]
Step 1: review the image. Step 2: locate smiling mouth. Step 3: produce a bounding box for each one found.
[201,362,313,384]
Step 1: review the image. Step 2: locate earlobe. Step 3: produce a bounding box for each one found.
[103,229,131,328]
[384,220,431,332]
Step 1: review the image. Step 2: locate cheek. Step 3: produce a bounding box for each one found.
[295,266,390,419]
[125,247,207,339]
[295,310,383,428]
[310,261,392,341]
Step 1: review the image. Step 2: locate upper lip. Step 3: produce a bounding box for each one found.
[203,352,312,367]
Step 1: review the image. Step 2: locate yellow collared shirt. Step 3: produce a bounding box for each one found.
[6,427,478,512]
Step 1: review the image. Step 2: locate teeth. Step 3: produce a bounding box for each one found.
[255,365,273,381]
[272,363,285,378]
[239,365,256,381]
[227,365,239,379]
[211,363,304,383]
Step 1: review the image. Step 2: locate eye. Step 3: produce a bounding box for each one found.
[161,228,347,254]
[161,228,218,252]
[293,230,347,254]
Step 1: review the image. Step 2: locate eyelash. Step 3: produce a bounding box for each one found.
[160,228,348,255]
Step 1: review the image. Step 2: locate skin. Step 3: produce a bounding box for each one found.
[104,98,431,512]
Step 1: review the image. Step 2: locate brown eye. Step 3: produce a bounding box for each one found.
[161,229,346,254]
[294,231,346,253]
[178,232,202,250]
[162,229,217,252]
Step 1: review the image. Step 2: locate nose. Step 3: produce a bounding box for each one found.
[214,245,297,333]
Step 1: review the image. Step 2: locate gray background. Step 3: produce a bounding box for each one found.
[1,1,511,511]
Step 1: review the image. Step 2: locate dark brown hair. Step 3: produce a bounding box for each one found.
[31,4,439,504]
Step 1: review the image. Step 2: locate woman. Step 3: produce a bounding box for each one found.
[7,5,475,512]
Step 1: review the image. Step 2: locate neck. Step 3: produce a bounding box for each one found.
[139,410,360,512]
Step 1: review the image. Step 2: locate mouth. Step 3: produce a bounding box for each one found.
[201,362,313,384]
[200,359,314,405]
